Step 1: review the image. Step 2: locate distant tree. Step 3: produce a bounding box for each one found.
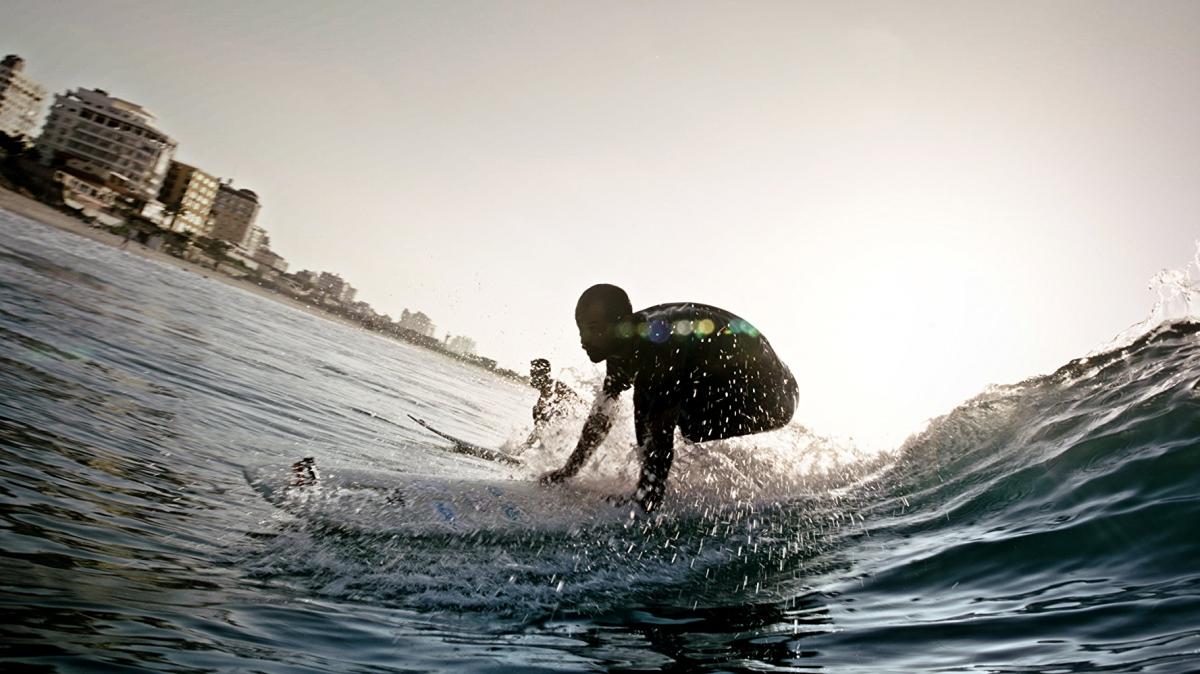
[162,230,193,258]
[162,202,182,231]
[0,130,35,192]
[196,237,230,269]
[0,130,26,158]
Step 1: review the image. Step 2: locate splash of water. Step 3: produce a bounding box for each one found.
[1095,240,1200,355]
[504,364,879,509]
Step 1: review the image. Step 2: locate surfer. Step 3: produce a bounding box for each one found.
[540,283,798,511]
[523,358,583,448]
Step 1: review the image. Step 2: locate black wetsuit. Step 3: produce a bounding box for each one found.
[603,303,797,508]
[524,379,583,448]
[532,380,580,426]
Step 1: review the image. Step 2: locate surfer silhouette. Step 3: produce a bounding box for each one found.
[523,358,582,449]
[539,283,798,511]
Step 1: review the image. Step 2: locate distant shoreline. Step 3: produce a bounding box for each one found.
[0,185,524,383]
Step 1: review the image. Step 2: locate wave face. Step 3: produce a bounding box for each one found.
[800,321,1200,672]
[2,208,1199,673]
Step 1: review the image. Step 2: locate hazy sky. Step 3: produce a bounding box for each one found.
[4,1,1198,445]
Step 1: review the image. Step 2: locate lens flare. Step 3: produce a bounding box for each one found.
[649,319,671,344]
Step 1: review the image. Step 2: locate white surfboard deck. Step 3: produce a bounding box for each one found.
[244,461,642,535]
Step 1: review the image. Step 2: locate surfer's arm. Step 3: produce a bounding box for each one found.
[539,392,617,484]
[521,424,544,450]
[522,397,548,449]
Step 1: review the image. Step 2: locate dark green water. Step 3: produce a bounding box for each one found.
[2,210,1199,672]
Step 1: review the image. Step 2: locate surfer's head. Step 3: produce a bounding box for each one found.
[575,283,632,362]
[529,358,551,391]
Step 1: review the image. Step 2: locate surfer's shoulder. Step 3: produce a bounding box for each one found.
[635,302,739,325]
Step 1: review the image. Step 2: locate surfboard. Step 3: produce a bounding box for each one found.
[406,414,523,466]
[244,458,639,534]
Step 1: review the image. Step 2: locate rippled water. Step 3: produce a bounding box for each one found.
[2,209,1199,672]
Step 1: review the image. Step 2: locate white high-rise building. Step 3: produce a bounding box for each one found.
[0,55,46,139]
[36,88,176,199]
[240,224,266,256]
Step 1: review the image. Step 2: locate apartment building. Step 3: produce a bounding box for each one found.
[0,55,46,139]
[209,182,261,248]
[317,272,356,304]
[36,88,176,199]
[158,161,219,236]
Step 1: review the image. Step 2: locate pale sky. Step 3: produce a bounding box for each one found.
[4,1,1198,445]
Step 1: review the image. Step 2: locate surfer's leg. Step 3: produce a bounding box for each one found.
[634,410,676,511]
[635,438,673,512]
[632,384,684,510]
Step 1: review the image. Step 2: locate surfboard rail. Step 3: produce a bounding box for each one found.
[244,458,638,534]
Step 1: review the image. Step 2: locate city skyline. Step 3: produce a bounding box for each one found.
[0,70,493,369]
[2,54,483,368]
[4,1,1198,445]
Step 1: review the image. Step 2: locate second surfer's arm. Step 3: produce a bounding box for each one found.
[539,392,617,483]
[522,400,546,449]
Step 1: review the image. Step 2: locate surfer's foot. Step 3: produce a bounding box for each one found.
[538,466,576,485]
[633,484,665,513]
[291,457,318,487]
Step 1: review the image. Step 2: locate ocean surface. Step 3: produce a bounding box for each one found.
[2,208,1199,673]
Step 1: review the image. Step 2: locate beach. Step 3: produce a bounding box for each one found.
[0,185,396,340]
